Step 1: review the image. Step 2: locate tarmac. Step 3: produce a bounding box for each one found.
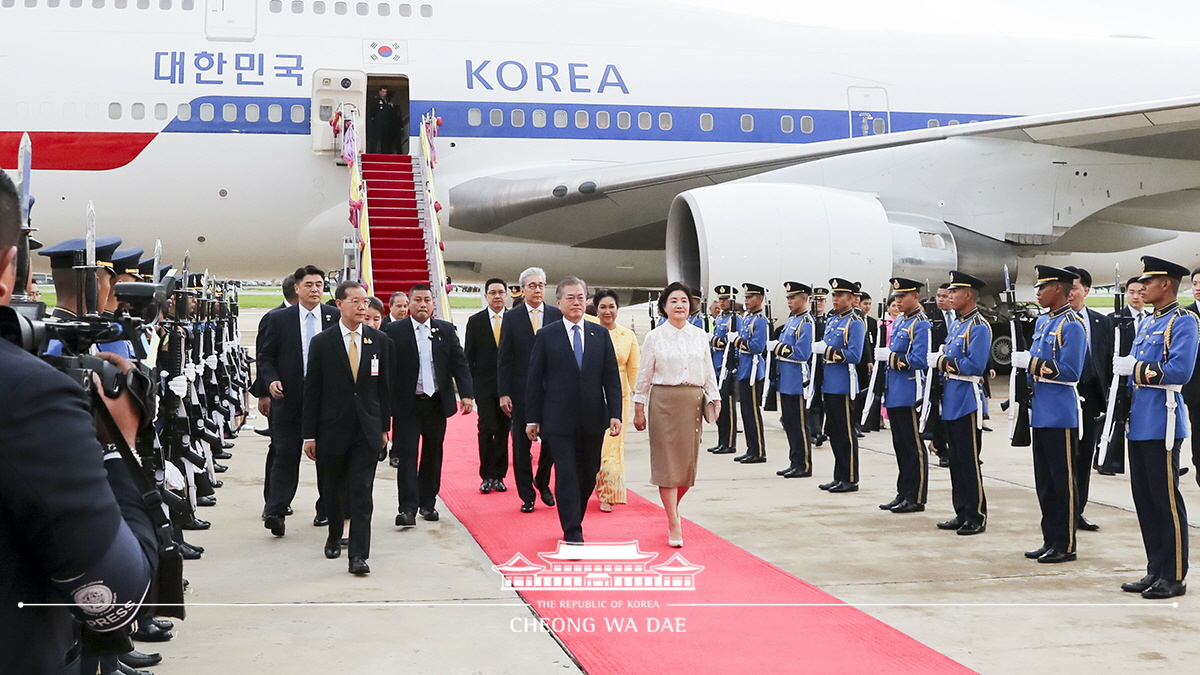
[150,308,1200,674]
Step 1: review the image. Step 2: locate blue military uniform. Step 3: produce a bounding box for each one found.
[881,278,931,511]
[37,236,123,357]
[773,281,815,476]
[931,271,992,533]
[819,278,865,491]
[1119,256,1197,598]
[1022,266,1088,561]
[732,283,769,463]
[707,285,740,454]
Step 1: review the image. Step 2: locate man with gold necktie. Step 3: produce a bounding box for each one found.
[466,278,512,494]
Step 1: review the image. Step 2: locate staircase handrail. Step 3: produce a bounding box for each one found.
[339,102,374,292]
[418,109,451,320]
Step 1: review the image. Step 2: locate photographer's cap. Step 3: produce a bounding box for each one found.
[111,247,144,277]
[37,236,122,269]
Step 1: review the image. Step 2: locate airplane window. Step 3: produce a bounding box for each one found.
[291,0,303,13]
[659,112,672,130]
[947,119,960,125]
[554,110,568,128]
[420,3,431,16]
[575,111,589,129]
[740,114,753,132]
[637,112,651,130]
[154,103,168,120]
[199,103,214,122]
[927,120,939,128]
[356,2,368,15]
[92,0,104,8]
[334,1,346,14]
[873,117,886,135]
[108,102,122,120]
[63,102,77,119]
[2,0,14,7]
[86,102,99,119]
[131,102,145,120]
[221,104,236,122]
[14,103,28,119]
[115,0,127,6]
[40,102,53,119]
[617,111,631,130]
[269,0,281,11]
[398,3,411,16]
[159,0,170,8]
[699,113,713,131]
[312,1,324,12]
[780,115,794,133]
[595,111,610,129]
[467,108,481,126]
[267,104,283,123]
[176,103,191,121]
[377,3,389,15]
[182,0,192,8]
[532,109,546,128]
[800,116,814,133]
[490,109,503,126]
[247,104,261,122]
[290,105,306,123]
[70,0,82,6]
[137,0,148,8]
[510,109,525,127]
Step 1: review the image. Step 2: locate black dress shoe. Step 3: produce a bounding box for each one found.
[284,506,294,516]
[222,439,235,448]
[148,618,174,631]
[254,427,272,436]
[1121,574,1159,593]
[936,518,963,530]
[180,516,210,530]
[213,462,228,473]
[196,495,217,507]
[212,479,223,488]
[114,660,153,675]
[493,480,507,492]
[348,556,370,575]
[814,434,827,447]
[879,497,902,511]
[852,429,864,439]
[132,623,173,642]
[179,542,202,560]
[1097,469,1116,476]
[389,456,401,469]
[182,540,203,554]
[818,480,838,491]
[740,455,767,464]
[782,468,812,478]
[890,500,925,513]
[520,501,535,513]
[777,466,796,476]
[395,511,416,527]
[419,507,440,522]
[956,522,986,535]
[480,480,492,494]
[1037,549,1077,564]
[213,450,233,460]
[828,481,858,493]
[936,456,951,467]
[313,515,329,527]
[538,487,555,507]
[264,515,285,537]
[712,446,737,454]
[1024,546,1049,560]
[707,445,723,453]
[733,452,753,462]
[1141,579,1186,599]
[324,542,341,559]
[119,650,162,668]
[1077,516,1100,531]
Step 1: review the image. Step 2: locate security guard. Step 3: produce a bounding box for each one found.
[708,285,740,454]
[774,282,815,478]
[930,271,991,535]
[729,283,769,463]
[807,286,830,446]
[1112,255,1196,599]
[878,277,930,513]
[37,235,123,356]
[1011,265,1087,563]
[817,278,865,492]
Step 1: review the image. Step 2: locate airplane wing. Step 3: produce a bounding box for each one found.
[448,94,1200,248]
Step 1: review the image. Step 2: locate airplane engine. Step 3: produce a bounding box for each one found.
[666,183,1014,300]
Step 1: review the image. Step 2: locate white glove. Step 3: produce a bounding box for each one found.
[205,355,218,370]
[926,351,942,366]
[1113,354,1137,377]
[168,375,189,398]
[874,347,891,361]
[183,362,197,381]
[1010,351,1031,369]
[812,341,827,353]
[766,339,779,353]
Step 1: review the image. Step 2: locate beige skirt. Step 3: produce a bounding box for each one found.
[648,385,704,488]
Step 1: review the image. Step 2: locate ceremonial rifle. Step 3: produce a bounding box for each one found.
[860,285,888,426]
[1006,265,1032,446]
[1098,265,1127,465]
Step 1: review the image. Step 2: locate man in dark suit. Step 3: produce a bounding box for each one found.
[1065,266,1113,531]
[922,285,954,467]
[1102,277,1148,475]
[1183,269,1200,484]
[498,267,563,513]
[253,273,295,509]
[302,281,391,575]
[526,277,623,543]
[259,265,340,535]
[381,290,409,327]
[854,291,879,435]
[465,278,511,494]
[386,284,474,526]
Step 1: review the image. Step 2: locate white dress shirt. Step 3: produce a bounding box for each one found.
[412,318,438,395]
[299,304,322,375]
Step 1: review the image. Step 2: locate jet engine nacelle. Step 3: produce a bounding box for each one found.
[666,183,1006,302]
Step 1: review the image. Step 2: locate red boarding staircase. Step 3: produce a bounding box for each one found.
[360,153,432,299]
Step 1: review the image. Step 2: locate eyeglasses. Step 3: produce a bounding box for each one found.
[524,282,547,290]
[341,298,371,306]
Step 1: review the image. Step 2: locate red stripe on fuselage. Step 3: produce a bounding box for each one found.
[0,132,157,171]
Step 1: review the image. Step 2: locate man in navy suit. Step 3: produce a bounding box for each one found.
[259,265,340,535]
[253,273,295,508]
[1065,266,1114,532]
[525,277,623,543]
[465,278,511,493]
[498,267,564,513]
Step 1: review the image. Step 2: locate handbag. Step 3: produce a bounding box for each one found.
[703,400,719,425]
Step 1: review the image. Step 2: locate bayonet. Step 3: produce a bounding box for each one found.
[152,239,163,283]
[85,201,96,268]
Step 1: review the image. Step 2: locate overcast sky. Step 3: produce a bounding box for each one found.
[674,0,1199,42]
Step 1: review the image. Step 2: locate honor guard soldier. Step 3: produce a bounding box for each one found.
[930,271,991,535]
[1111,255,1197,599]
[878,278,931,513]
[808,286,830,445]
[37,235,123,355]
[817,278,866,492]
[509,284,524,303]
[97,246,145,359]
[774,282,815,478]
[708,284,740,454]
[690,288,708,330]
[729,283,769,463]
[1011,266,1087,563]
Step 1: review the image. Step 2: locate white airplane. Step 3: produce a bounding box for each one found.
[4,0,1200,300]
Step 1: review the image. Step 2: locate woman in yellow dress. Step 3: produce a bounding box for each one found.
[593,289,639,512]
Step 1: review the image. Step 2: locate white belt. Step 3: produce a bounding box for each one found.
[1034,377,1084,437]
[947,373,984,429]
[1140,383,1185,441]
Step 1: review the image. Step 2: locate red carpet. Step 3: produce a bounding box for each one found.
[437,415,978,675]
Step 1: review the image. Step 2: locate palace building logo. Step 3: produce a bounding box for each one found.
[493,541,704,591]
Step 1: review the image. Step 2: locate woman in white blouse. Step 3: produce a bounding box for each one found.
[633,282,721,547]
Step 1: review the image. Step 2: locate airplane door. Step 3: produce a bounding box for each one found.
[847,86,890,138]
[205,0,257,42]
[311,69,367,153]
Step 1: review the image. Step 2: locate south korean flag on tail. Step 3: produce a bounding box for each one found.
[364,40,407,63]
